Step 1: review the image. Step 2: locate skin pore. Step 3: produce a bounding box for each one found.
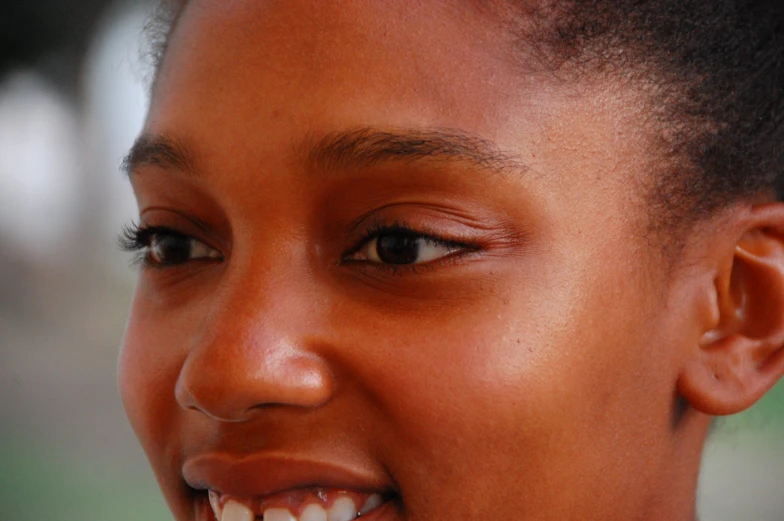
[118,1,784,520]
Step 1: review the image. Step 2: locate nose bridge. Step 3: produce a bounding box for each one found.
[175,255,333,421]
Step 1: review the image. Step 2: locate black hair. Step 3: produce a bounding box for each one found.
[140,0,184,87]
[145,0,784,229]
[496,0,784,230]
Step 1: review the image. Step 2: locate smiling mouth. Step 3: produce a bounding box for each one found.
[184,453,396,521]
[204,488,389,521]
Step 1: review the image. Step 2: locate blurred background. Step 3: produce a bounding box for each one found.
[0,2,781,521]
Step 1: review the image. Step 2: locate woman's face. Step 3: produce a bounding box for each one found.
[120,1,709,520]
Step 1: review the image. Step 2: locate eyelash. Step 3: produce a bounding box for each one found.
[117,220,476,271]
[118,221,198,269]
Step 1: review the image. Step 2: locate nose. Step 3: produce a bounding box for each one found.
[174,278,334,422]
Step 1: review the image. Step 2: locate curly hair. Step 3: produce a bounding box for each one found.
[144,0,784,229]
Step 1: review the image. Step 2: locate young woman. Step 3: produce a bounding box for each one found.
[118,1,784,520]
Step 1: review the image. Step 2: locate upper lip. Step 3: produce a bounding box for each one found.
[183,452,392,498]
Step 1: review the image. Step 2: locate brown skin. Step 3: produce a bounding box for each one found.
[118,1,784,520]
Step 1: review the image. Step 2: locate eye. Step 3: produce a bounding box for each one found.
[349,229,463,266]
[119,223,222,268]
[147,232,222,267]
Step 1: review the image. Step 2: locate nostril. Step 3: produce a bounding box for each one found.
[174,379,223,420]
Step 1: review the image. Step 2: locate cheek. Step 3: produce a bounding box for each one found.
[339,268,561,449]
[118,292,186,465]
[359,258,605,426]
[349,246,675,508]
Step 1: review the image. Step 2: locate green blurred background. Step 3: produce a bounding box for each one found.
[0,2,781,520]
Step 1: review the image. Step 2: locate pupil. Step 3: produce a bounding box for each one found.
[376,233,420,264]
[152,235,191,264]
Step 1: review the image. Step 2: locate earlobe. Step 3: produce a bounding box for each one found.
[678,203,784,416]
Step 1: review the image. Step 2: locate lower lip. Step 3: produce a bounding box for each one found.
[194,491,399,521]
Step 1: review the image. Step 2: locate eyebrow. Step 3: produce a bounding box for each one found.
[122,127,527,178]
[122,134,196,177]
[306,127,527,176]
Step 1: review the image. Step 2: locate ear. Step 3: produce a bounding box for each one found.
[678,202,784,416]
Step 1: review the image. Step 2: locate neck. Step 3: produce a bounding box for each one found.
[645,408,712,521]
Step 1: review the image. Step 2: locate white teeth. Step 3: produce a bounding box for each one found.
[208,490,223,520]
[263,507,296,521]
[359,494,383,515]
[210,494,373,521]
[221,500,255,521]
[300,504,328,521]
[327,496,357,521]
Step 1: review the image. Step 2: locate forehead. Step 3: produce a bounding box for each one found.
[149,0,538,142]
[146,0,655,228]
